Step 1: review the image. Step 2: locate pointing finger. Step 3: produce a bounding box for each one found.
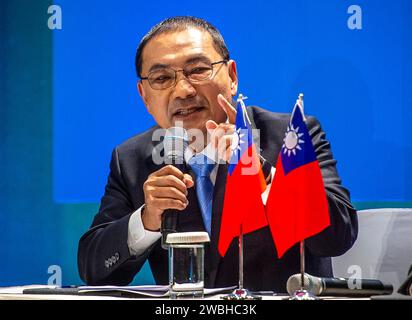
[218,94,237,124]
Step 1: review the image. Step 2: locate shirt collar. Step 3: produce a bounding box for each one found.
[185,142,219,165]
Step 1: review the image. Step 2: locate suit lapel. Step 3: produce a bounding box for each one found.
[207,162,228,287]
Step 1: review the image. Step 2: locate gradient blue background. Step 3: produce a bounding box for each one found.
[53,0,412,203]
[1,0,411,286]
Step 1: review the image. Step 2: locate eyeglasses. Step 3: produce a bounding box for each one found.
[140,60,227,90]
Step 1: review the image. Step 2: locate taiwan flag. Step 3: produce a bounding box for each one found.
[266,103,330,258]
[218,100,268,257]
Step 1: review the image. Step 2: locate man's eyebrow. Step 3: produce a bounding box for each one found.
[146,56,213,74]
[147,63,170,74]
[184,56,212,65]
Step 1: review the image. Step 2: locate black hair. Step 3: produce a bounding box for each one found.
[135,16,230,78]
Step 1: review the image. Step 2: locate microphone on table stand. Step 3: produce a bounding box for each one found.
[286,273,393,297]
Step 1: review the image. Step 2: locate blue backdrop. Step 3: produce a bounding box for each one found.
[53,0,412,204]
[1,0,411,287]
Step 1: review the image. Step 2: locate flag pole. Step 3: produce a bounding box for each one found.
[289,239,317,300]
[289,93,317,300]
[237,93,246,292]
[298,93,305,290]
[221,94,261,300]
[298,93,305,291]
[239,223,244,290]
[300,240,305,290]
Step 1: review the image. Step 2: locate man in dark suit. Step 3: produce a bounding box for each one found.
[78,16,358,293]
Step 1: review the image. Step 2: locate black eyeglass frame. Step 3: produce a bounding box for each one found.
[140,59,228,90]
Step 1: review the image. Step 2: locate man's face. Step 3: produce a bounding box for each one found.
[137,28,238,134]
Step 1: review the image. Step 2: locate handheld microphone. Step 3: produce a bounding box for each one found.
[286,273,393,297]
[160,127,189,249]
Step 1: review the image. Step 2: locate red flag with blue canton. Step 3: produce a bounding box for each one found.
[266,103,330,258]
[218,99,268,257]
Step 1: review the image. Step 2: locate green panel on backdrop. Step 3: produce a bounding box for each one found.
[1,0,57,286]
[354,202,412,210]
[59,202,155,285]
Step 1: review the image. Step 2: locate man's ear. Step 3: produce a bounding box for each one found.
[228,60,238,97]
[137,81,153,114]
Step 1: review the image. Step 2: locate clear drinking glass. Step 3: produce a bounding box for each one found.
[166,232,210,299]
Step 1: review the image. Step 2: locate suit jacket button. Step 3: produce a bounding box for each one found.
[105,260,110,268]
[115,252,120,261]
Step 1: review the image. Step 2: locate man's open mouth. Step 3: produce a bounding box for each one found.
[173,107,204,116]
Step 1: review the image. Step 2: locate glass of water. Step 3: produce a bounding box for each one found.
[166,232,210,299]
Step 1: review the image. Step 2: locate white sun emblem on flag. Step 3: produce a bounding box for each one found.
[230,128,245,157]
[282,124,304,156]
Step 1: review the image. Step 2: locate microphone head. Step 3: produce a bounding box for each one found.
[164,127,189,164]
[286,273,322,296]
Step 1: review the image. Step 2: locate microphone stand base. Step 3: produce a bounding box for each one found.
[289,289,318,300]
[221,288,262,300]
